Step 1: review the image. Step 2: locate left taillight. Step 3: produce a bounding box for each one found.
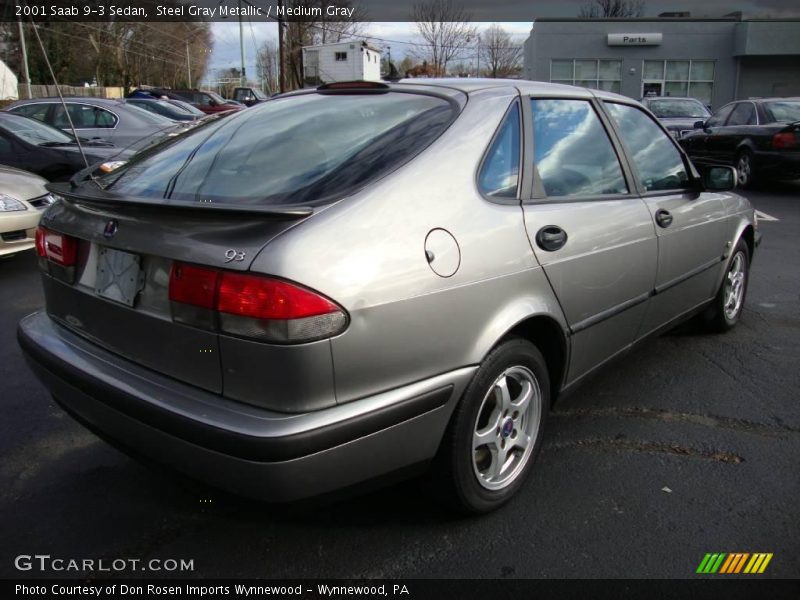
[169,262,348,343]
[35,226,77,266]
[772,132,797,149]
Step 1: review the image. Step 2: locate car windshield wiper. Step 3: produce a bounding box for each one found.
[38,141,75,147]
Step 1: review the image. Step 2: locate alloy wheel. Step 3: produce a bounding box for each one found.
[472,366,542,491]
[723,251,747,321]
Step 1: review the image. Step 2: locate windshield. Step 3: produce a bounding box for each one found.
[97,91,457,207]
[648,99,709,118]
[765,101,800,123]
[208,91,226,104]
[0,114,74,145]
[169,100,204,116]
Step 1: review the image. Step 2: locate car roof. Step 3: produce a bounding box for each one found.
[281,78,638,106]
[10,97,126,106]
[643,96,704,101]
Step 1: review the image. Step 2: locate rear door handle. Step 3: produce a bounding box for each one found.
[655,209,673,228]
[535,226,568,252]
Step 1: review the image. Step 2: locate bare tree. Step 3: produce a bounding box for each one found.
[255,39,279,94]
[479,24,522,78]
[411,0,477,76]
[579,0,645,17]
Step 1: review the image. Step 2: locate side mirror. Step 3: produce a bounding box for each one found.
[703,166,737,191]
[208,99,217,107]
[694,120,705,129]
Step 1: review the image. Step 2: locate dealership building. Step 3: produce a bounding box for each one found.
[523,17,800,110]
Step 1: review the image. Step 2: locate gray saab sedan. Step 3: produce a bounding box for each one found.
[18,80,759,513]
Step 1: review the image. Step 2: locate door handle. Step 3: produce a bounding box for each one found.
[655,209,673,228]
[535,226,568,252]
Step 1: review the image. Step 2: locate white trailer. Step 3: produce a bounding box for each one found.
[302,41,382,86]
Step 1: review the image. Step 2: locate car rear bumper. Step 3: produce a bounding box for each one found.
[18,311,475,501]
[754,151,800,179]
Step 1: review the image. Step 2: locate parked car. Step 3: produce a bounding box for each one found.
[641,96,711,139]
[128,88,243,115]
[19,80,758,514]
[680,97,800,188]
[0,166,55,258]
[232,86,268,107]
[0,112,126,181]
[4,97,184,147]
[165,99,207,119]
[125,98,202,122]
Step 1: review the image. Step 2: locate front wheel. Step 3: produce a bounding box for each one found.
[736,151,757,189]
[703,239,750,332]
[435,338,549,514]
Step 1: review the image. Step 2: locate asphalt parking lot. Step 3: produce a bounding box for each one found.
[1,183,798,580]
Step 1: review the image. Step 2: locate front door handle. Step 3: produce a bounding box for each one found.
[535,225,568,252]
[655,209,673,228]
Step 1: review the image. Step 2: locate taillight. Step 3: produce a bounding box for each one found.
[169,262,347,343]
[35,226,77,266]
[772,132,797,149]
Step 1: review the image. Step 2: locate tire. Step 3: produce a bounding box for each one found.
[435,338,549,514]
[735,150,757,189]
[702,239,750,332]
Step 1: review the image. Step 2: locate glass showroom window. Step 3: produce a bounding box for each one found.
[551,59,622,93]
[642,60,715,105]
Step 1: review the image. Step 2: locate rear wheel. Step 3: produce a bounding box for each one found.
[702,239,750,332]
[436,338,549,514]
[736,150,757,189]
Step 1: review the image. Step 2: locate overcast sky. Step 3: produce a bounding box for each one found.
[205,0,800,84]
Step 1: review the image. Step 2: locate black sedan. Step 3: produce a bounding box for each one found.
[0,112,124,181]
[679,98,800,188]
[641,96,711,140]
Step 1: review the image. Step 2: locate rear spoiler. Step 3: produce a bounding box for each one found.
[46,182,314,219]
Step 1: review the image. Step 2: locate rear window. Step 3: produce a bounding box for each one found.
[647,99,709,119]
[97,92,457,207]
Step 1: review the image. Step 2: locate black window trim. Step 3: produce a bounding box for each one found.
[476,97,523,206]
[600,99,699,198]
[15,100,120,131]
[522,95,636,204]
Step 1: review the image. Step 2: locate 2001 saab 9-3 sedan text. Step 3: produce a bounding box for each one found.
[18,79,759,513]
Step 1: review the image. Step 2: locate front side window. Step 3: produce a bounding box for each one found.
[706,104,735,128]
[52,104,117,129]
[478,101,520,198]
[9,103,50,122]
[605,102,689,192]
[97,92,458,207]
[531,98,628,198]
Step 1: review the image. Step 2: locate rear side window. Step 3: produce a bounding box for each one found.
[478,101,520,198]
[727,103,756,126]
[99,92,458,206]
[52,104,117,129]
[605,103,689,192]
[531,98,628,198]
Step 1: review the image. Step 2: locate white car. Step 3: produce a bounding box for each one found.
[0,166,55,258]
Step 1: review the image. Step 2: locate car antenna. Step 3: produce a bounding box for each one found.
[28,20,102,189]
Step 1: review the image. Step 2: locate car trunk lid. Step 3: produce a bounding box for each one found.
[38,190,311,394]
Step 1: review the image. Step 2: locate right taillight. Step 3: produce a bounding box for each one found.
[772,132,797,149]
[169,262,347,343]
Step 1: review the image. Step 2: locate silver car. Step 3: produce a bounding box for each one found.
[5,97,185,147]
[18,80,759,513]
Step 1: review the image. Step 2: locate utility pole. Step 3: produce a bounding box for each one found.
[185,39,192,88]
[238,0,246,86]
[18,19,31,99]
[278,0,285,93]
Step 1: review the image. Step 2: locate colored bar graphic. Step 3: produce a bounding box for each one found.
[702,552,773,575]
[697,554,713,574]
[758,554,773,574]
[733,553,750,573]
